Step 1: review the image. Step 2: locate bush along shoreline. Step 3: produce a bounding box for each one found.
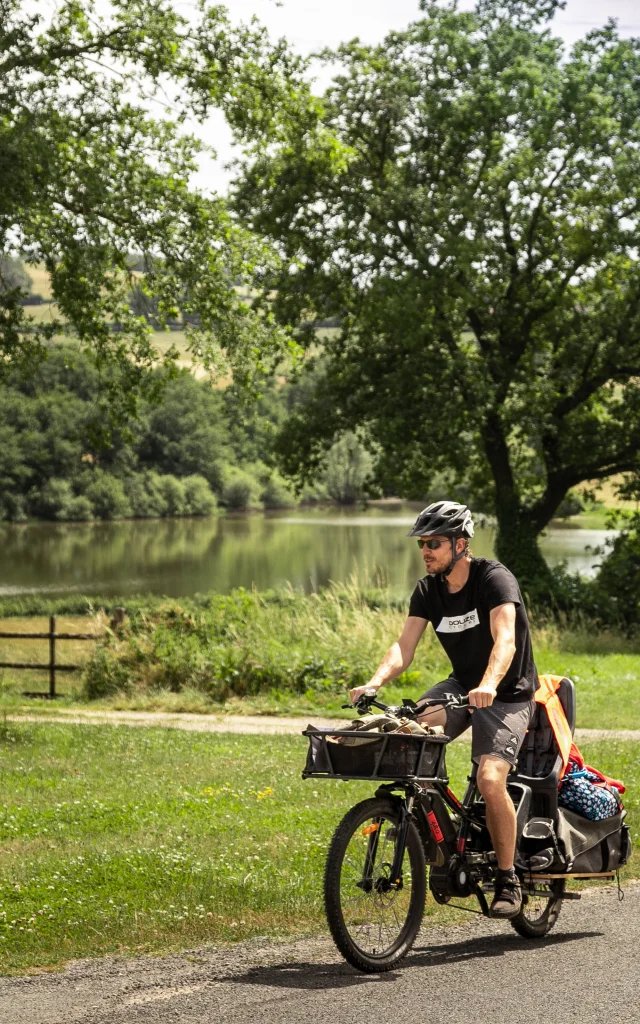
[0,583,639,727]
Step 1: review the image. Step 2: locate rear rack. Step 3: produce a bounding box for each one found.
[302,726,450,783]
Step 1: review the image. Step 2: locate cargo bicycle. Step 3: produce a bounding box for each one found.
[302,683,630,973]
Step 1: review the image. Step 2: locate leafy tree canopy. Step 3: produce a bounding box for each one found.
[1,0,311,425]
[234,0,640,595]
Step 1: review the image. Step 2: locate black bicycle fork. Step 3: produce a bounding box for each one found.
[359,792,416,892]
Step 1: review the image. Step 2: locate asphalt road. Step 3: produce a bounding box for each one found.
[2,884,638,1024]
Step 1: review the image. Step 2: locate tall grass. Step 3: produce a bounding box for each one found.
[1,579,639,727]
[80,580,451,703]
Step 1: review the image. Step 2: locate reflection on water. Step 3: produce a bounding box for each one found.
[0,507,615,599]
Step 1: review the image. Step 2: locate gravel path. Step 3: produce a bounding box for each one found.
[7,709,640,741]
[1,884,637,1024]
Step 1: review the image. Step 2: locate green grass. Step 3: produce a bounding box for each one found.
[0,723,450,974]
[0,723,637,975]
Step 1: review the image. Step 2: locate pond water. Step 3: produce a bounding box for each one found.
[0,505,614,600]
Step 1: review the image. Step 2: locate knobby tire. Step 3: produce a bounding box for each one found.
[324,797,426,973]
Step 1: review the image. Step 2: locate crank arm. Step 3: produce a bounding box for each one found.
[523,889,582,901]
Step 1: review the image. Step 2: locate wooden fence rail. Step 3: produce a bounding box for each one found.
[0,614,102,698]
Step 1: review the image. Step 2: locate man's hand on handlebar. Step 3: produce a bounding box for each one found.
[349,682,380,704]
[467,684,497,709]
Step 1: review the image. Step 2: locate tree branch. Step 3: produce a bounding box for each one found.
[499,197,519,304]
[482,410,518,505]
[530,455,640,532]
[0,27,130,76]
[525,147,576,279]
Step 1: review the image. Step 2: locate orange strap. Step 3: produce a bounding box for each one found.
[535,676,626,791]
[534,675,574,779]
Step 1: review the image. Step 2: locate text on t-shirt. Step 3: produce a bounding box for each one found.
[436,609,480,634]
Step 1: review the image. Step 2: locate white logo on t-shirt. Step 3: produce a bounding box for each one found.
[436,609,480,634]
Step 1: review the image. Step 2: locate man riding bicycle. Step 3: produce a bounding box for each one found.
[349,501,538,919]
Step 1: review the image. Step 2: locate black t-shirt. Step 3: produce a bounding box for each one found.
[408,558,538,703]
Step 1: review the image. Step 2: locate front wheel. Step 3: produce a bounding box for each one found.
[511,879,565,938]
[324,797,426,973]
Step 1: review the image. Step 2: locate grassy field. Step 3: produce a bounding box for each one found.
[0,722,636,976]
[1,599,639,729]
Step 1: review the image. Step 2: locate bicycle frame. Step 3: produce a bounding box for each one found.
[371,768,492,911]
[305,692,609,916]
[372,766,585,913]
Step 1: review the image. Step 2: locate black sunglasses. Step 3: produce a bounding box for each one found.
[417,538,449,550]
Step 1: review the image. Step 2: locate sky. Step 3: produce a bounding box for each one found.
[186,0,640,194]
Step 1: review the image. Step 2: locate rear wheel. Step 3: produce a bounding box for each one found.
[324,797,426,972]
[511,879,565,938]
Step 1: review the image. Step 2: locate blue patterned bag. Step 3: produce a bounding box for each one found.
[559,767,620,821]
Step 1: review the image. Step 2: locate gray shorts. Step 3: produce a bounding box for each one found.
[418,678,534,767]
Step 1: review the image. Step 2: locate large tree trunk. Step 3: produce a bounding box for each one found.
[493,504,554,604]
[481,412,556,603]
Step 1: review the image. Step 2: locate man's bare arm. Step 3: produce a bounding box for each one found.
[468,603,517,708]
[349,616,428,703]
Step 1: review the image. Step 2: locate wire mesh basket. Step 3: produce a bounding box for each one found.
[302,726,449,782]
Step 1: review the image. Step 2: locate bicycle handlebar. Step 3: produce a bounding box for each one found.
[341,691,470,718]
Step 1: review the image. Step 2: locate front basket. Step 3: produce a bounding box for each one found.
[302,726,449,782]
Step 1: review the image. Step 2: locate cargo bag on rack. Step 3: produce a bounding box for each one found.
[557,807,632,873]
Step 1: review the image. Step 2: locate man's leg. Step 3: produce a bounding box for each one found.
[476,754,516,870]
[416,678,471,735]
[477,754,522,917]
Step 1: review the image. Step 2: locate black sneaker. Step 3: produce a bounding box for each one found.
[490,874,522,919]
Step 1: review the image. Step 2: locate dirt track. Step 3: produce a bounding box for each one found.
[7,709,640,741]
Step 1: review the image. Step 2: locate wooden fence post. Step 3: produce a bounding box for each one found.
[111,607,126,630]
[49,615,56,698]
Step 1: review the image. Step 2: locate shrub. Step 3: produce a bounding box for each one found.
[84,646,133,698]
[221,466,263,510]
[122,471,216,518]
[0,493,27,522]
[66,495,94,521]
[183,475,217,515]
[156,474,187,516]
[123,472,168,518]
[589,512,640,629]
[80,588,382,702]
[34,479,94,521]
[34,479,74,520]
[323,433,373,504]
[260,472,296,509]
[82,471,131,520]
[299,479,328,503]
